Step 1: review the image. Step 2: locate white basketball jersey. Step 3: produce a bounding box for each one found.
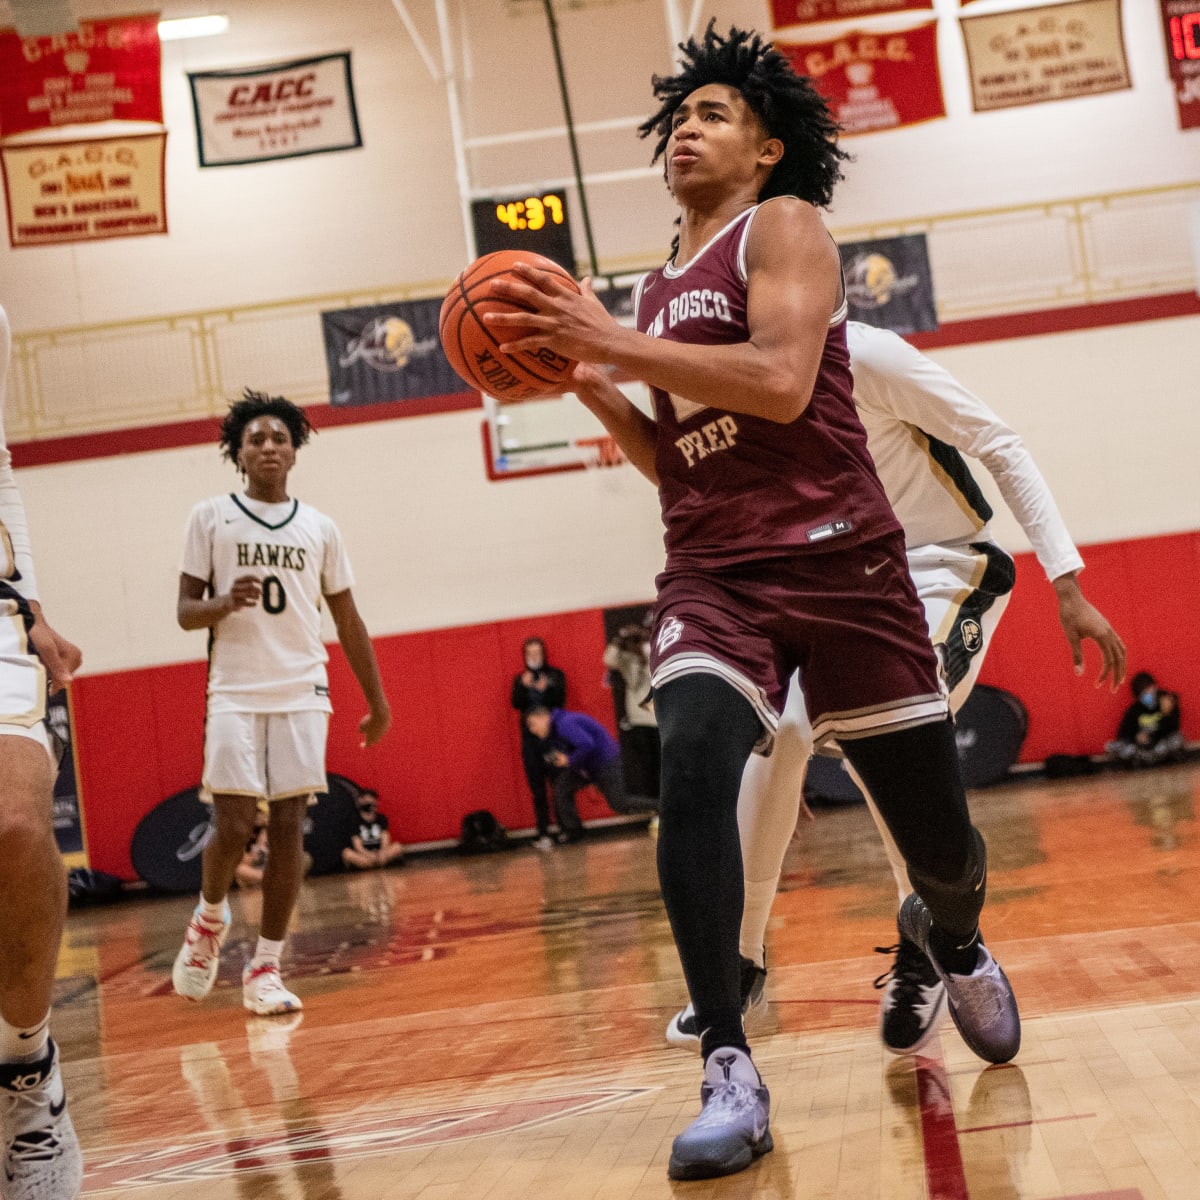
[181,493,355,714]
[848,322,1082,581]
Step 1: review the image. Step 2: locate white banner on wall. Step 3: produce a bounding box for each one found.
[187,51,363,167]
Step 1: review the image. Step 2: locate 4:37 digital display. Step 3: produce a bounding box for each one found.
[471,191,577,273]
[494,193,564,232]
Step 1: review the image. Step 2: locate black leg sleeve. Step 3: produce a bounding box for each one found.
[654,673,762,1058]
[842,718,986,943]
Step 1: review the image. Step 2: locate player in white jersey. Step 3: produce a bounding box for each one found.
[172,390,391,1016]
[0,305,85,1199]
[665,320,1126,1055]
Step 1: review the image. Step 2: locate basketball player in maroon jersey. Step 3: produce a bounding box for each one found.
[488,25,1020,1181]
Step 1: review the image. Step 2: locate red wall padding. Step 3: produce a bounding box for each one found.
[73,606,627,879]
[977,532,1200,762]
[72,532,1199,879]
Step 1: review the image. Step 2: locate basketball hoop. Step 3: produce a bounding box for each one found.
[575,435,625,470]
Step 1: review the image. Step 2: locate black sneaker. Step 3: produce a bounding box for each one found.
[665,957,768,1052]
[874,933,947,1054]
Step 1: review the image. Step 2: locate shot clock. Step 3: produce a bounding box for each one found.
[1166,6,1200,59]
[1161,0,1200,129]
[470,191,577,274]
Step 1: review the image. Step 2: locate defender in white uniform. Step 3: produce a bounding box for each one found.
[667,321,1126,1054]
[0,305,85,1199]
[172,390,391,1017]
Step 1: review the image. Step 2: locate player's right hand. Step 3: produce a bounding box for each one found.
[228,575,262,610]
[29,606,82,695]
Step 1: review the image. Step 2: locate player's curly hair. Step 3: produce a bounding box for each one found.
[218,388,314,464]
[638,22,848,209]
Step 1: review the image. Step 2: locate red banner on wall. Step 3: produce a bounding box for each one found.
[1161,0,1200,128]
[0,13,162,137]
[778,22,945,136]
[770,0,932,25]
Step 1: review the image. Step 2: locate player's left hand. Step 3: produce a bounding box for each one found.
[359,704,392,748]
[486,273,619,364]
[1053,575,1126,692]
[29,605,83,694]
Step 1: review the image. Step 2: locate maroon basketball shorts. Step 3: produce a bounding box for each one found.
[650,529,948,753]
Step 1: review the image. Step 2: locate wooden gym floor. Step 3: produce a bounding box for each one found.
[54,761,1200,1198]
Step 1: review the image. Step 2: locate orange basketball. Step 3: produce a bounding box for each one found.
[439,250,580,400]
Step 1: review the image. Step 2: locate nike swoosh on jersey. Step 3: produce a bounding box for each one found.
[864,560,888,575]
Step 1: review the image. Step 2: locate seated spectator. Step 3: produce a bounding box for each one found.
[234,816,269,889]
[342,790,405,870]
[525,706,657,846]
[1106,672,1186,768]
[235,813,315,886]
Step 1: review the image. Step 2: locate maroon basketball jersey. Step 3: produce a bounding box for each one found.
[634,203,899,569]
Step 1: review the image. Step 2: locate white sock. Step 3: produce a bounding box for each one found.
[739,878,776,969]
[198,895,227,924]
[253,937,284,968]
[0,1011,50,1063]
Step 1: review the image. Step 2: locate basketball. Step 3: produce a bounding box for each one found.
[439,250,580,400]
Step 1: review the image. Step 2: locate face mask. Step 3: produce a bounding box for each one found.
[1140,689,1156,706]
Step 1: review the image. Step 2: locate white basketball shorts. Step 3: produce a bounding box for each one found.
[907,540,1015,710]
[0,603,51,756]
[201,709,329,803]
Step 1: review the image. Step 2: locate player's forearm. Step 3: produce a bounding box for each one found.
[603,325,814,424]
[977,439,1082,581]
[337,615,389,712]
[573,375,659,483]
[177,595,234,630]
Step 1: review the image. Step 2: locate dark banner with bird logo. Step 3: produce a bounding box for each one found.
[837,233,938,334]
[322,298,469,407]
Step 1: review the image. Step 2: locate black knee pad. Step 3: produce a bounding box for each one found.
[908,825,987,941]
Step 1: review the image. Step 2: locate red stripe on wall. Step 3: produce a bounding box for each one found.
[12,293,1197,468]
[909,292,1200,351]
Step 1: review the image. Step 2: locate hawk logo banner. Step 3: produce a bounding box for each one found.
[0,131,166,247]
[837,234,938,334]
[322,299,470,407]
[188,52,362,167]
[960,0,1131,112]
[0,13,162,137]
[777,22,944,136]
